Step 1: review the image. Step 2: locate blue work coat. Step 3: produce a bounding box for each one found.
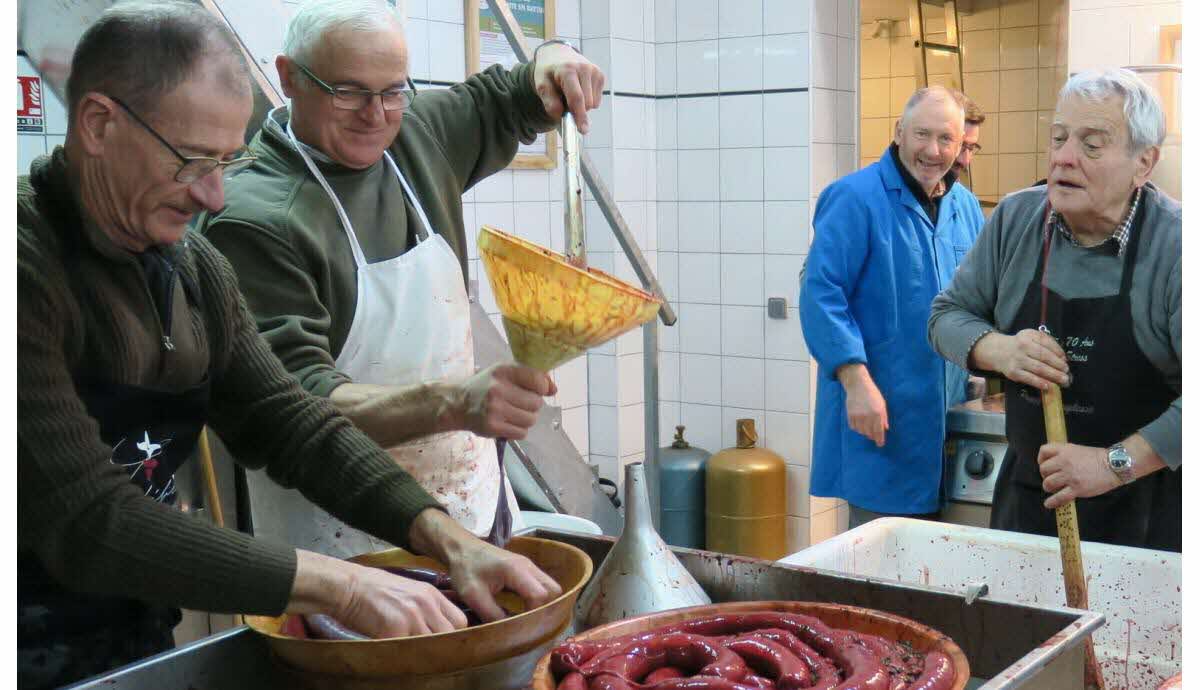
[799,147,985,514]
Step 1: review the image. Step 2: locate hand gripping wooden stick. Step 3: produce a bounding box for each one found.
[1041,383,1105,690]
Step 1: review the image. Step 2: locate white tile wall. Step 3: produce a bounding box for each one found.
[676,41,720,94]
[721,406,766,449]
[677,202,720,252]
[719,94,765,148]
[763,91,810,147]
[721,305,765,358]
[677,96,720,148]
[676,0,719,41]
[677,149,720,200]
[679,252,722,303]
[720,201,765,253]
[719,0,764,38]
[764,0,811,35]
[718,36,765,91]
[718,148,765,201]
[678,303,722,354]
[763,33,811,89]
[720,253,765,306]
[680,403,723,456]
[680,353,723,404]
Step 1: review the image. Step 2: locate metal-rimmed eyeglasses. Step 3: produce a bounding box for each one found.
[294,62,418,112]
[110,96,257,184]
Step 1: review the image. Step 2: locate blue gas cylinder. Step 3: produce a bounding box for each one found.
[657,425,710,549]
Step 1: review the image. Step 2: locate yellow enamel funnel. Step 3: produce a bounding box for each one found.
[477,225,662,371]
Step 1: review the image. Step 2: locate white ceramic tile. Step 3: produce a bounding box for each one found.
[718,37,764,92]
[659,302,682,353]
[763,0,810,35]
[810,505,842,544]
[681,403,724,456]
[473,169,513,203]
[676,96,719,149]
[405,19,431,82]
[474,201,516,236]
[427,0,463,23]
[837,0,856,38]
[589,404,619,455]
[813,0,838,35]
[618,353,644,405]
[643,42,658,96]
[720,253,764,306]
[611,0,644,40]
[720,355,768,410]
[786,515,811,552]
[585,147,614,195]
[837,36,855,91]
[557,0,583,37]
[763,91,810,147]
[763,33,810,90]
[613,96,645,149]
[644,196,659,247]
[591,453,618,485]
[656,149,679,201]
[655,99,677,149]
[766,359,810,413]
[611,39,646,93]
[405,0,428,19]
[554,356,590,409]
[764,147,810,201]
[659,351,681,401]
[588,353,618,405]
[582,38,613,90]
[719,148,764,202]
[721,305,765,357]
[717,0,763,37]
[678,302,722,354]
[656,250,679,304]
[658,401,682,444]
[718,95,764,149]
[786,464,812,518]
[512,170,550,202]
[677,149,720,201]
[763,201,810,254]
[720,202,764,253]
[656,44,678,96]
[764,252,805,308]
[679,252,722,303]
[642,0,656,42]
[18,135,45,174]
[835,91,855,145]
[585,201,616,252]
[655,0,677,42]
[836,144,856,177]
[582,0,612,38]
[618,402,646,457]
[658,203,679,251]
[721,406,767,449]
[428,22,466,82]
[677,202,720,252]
[513,201,552,248]
[764,410,811,464]
[811,32,838,90]
[676,41,720,94]
[681,353,723,404]
[614,149,647,201]
[561,405,590,457]
[810,143,837,198]
[810,88,837,143]
[676,0,718,41]
[766,307,810,361]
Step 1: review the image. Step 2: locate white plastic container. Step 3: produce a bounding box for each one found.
[778,518,1181,690]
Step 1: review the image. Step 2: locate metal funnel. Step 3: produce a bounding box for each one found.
[574,462,711,628]
[476,226,662,371]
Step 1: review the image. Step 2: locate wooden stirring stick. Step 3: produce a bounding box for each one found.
[1041,383,1106,690]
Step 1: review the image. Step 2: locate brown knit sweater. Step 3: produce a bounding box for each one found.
[18,149,443,616]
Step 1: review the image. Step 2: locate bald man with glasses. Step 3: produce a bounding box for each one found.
[199,0,606,543]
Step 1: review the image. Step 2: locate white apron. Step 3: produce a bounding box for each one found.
[285,110,521,538]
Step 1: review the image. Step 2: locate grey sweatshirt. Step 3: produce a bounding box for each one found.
[927,183,1181,469]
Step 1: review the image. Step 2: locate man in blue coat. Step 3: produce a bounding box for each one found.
[800,87,985,527]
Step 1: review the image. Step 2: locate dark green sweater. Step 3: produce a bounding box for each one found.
[199,63,556,397]
[18,149,443,615]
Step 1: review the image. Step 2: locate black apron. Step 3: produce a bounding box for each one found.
[991,202,1181,552]
[18,267,211,689]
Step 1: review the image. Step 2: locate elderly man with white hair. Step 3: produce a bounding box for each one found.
[928,68,1181,551]
[201,0,605,543]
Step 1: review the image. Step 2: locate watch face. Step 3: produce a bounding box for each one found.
[1110,450,1132,470]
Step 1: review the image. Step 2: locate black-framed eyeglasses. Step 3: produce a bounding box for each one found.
[294,62,417,112]
[109,96,257,184]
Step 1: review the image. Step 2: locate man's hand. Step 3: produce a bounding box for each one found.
[409,509,562,623]
[837,364,888,448]
[972,329,1070,391]
[289,550,469,639]
[454,363,557,440]
[532,42,605,134]
[1037,443,1121,509]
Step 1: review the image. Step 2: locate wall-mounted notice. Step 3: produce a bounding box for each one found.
[465,0,557,169]
[17,75,45,133]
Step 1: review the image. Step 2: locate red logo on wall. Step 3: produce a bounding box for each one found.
[18,75,44,133]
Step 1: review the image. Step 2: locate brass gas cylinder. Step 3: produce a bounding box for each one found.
[704,419,787,560]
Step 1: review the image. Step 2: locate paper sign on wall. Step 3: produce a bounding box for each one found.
[17,75,44,133]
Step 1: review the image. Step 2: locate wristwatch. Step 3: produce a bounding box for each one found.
[1106,443,1135,485]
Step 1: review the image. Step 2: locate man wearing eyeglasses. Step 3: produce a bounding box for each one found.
[18,4,563,687]
[200,0,606,544]
[952,96,985,178]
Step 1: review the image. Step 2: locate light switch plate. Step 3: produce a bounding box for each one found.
[767,297,787,319]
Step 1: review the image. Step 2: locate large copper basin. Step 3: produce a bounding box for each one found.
[245,536,592,681]
[530,600,970,690]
